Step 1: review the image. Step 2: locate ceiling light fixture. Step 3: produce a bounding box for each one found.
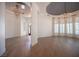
[12,2,26,15]
[21,4,25,9]
[8,2,32,16]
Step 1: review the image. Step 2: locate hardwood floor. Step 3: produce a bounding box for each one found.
[31,36,79,57]
[2,36,79,57]
[3,36,31,57]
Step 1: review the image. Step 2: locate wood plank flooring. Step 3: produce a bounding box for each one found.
[2,36,79,57]
[31,36,79,57]
[3,36,31,57]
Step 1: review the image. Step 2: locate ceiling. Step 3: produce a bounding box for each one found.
[6,2,79,16]
[36,2,50,13]
[6,2,32,16]
[46,2,79,15]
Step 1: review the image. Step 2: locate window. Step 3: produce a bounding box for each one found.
[53,16,79,35]
[54,18,59,34]
[75,23,79,34]
[66,17,73,34]
[75,17,79,35]
[54,18,65,34]
[54,24,58,33]
[69,23,73,34]
[59,18,65,34]
[67,23,70,34]
[59,24,65,33]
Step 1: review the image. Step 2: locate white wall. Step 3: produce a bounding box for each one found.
[0,3,5,56]
[5,9,31,39]
[37,3,53,38]
[31,3,53,46]
[5,10,20,39]
[38,12,52,37]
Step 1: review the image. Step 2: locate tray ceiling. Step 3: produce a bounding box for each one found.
[46,2,79,15]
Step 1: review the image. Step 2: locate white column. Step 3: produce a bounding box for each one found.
[58,17,60,36]
[52,17,55,36]
[64,17,67,36]
[31,3,38,46]
[0,2,5,56]
[72,15,76,36]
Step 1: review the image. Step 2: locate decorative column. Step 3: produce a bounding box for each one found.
[64,16,67,36]
[52,17,55,36]
[58,17,60,36]
[72,14,76,36]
